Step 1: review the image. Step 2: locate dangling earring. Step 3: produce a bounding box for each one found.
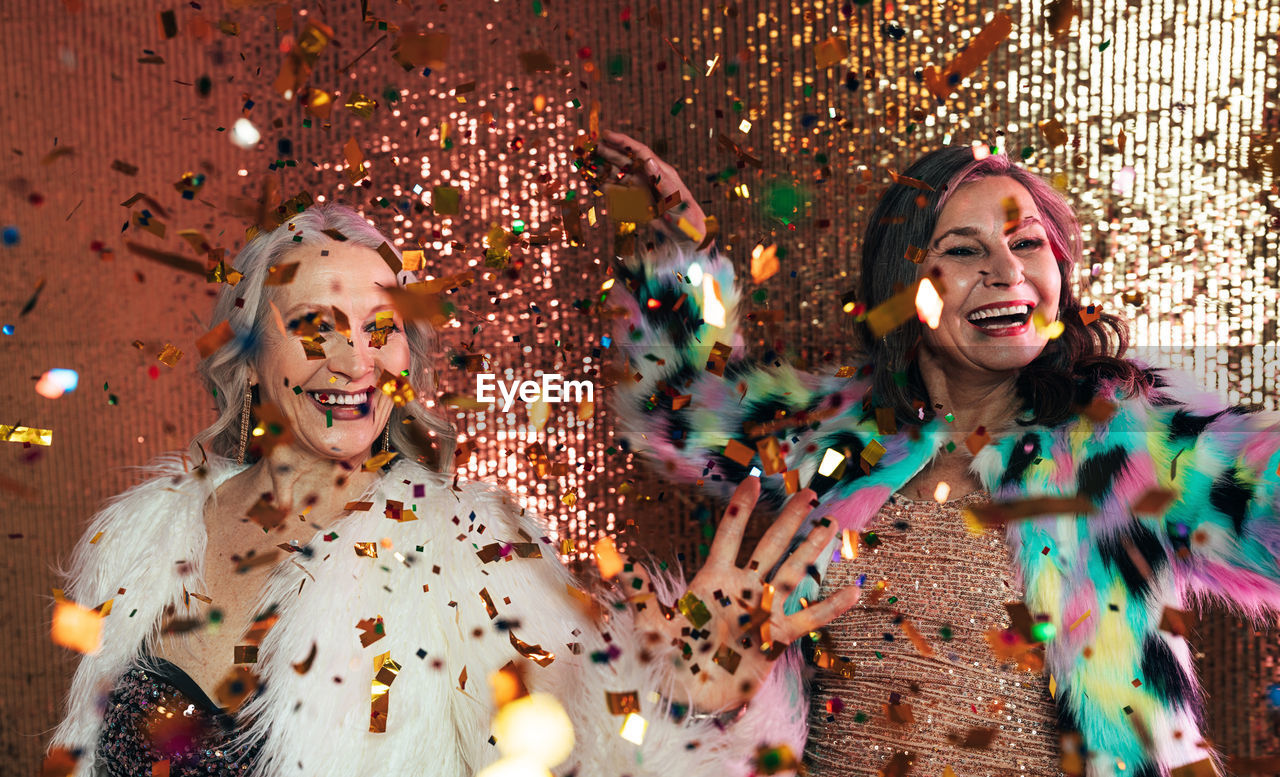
[382,422,392,453]
[236,383,253,465]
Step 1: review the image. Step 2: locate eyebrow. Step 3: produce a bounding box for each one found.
[931,216,1043,248]
[283,303,397,321]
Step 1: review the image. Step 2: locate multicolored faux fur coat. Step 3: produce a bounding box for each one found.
[49,454,799,776]
[610,241,1280,777]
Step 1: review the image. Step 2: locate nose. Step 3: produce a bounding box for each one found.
[978,243,1025,287]
[327,333,376,383]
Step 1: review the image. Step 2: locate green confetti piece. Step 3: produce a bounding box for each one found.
[326,409,333,427]
[1021,145,1035,160]
[1099,40,1111,51]
[939,625,954,641]
[1032,621,1057,642]
[671,99,685,116]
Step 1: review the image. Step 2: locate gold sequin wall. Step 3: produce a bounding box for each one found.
[0,0,1276,772]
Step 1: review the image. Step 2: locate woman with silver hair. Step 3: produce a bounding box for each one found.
[48,203,858,776]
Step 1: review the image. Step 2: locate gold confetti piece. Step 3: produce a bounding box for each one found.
[860,439,887,468]
[756,437,785,475]
[432,185,461,215]
[362,451,398,471]
[157,343,183,367]
[964,496,1094,528]
[884,700,915,725]
[1038,118,1070,147]
[813,35,849,68]
[375,241,402,273]
[606,690,640,715]
[887,170,935,191]
[1132,487,1177,516]
[344,92,378,118]
[370,651,401,733]
[943,768,958,777]
[841,529,857,561]
[458,665,468,691]
[818,448,846,477]
[603,184,655,223]
[1079,305,1101,326]
[233,645,258,664]
[915,277,944,329]
[706,341,734,376]
[246,497,286,531]
[243,611,279,644]
[52,600,102,654]
[676,590,712,629]
[131,210,167,238]
[783,469,801,494]
[354,542,379,558]
[89,531,104,544]
[264,262,299,285]
[1159,606,1199,638]
[619,712,647,745]
[357,615,386,647]
[1002,196,1022,235]
[41,747,77,777]
[723,438,756,467]
[750,242,779,283]
[966,426,992,455]
[344,501,374,511]
[1069,610,1092,632]
[593,536,624,579]
[954,727,997,749]
[865,280,924,337]
[1169,759,1219,777]
[2,425,52,446]
[479,588,499,619]
[401,249,424,272]
[921,12,1013,99]
[904,244,927,264]
[344,137,367,183]
[196,321,235,359]
[900,618,935,658]
[1032,309,1065,339]
[291,642,317,674]
[1049,676,1056,699]
[214,666,258,712]
[509,631,556,667]
[152,759,170,777]
[713,644,743,674]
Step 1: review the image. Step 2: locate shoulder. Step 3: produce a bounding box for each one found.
[61,452,238,601]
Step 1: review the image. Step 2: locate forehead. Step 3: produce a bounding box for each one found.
[269,239,398,309]
[935,176,1041,230]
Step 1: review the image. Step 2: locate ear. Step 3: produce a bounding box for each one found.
[245,362,260,388]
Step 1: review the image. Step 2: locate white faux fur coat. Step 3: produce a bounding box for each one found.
[49,454,804,776]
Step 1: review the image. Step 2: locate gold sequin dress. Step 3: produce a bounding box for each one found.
[805,491,1064,777]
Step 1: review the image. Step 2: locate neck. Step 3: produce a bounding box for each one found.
[917,349,1024,445]
[240,445,380,517]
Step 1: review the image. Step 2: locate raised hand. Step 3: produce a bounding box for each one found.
[594,130,709,246]
[628,478,860,713]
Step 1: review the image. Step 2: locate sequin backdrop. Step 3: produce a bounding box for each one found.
[1,0,1277,772]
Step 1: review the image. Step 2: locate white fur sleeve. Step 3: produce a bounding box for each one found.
[48,456,208,776]
[451,482,807,777]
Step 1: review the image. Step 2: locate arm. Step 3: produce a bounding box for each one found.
[455,480,856,777]
[49,455,204,775]
[1155,385,1280,616]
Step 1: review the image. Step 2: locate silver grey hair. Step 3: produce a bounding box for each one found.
[191,202,456,471]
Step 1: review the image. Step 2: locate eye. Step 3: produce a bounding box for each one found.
[365,321,401,333]
[1013,238,1045,251]
[944,246,978,257]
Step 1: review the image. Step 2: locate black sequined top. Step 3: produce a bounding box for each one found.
[95,659,256,776]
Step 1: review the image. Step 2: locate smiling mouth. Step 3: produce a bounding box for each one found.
[306,389,372,419]
[966,303,1034,331]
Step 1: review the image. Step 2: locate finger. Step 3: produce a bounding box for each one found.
[747,489,817,574]
[705,477,761,568]
[773,584,861,644]
[768,517,839,595]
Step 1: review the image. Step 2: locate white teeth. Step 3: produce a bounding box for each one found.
[967,304,1030,323]
[309,390,369,406]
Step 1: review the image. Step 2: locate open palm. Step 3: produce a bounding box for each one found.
[628,479,860,713]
